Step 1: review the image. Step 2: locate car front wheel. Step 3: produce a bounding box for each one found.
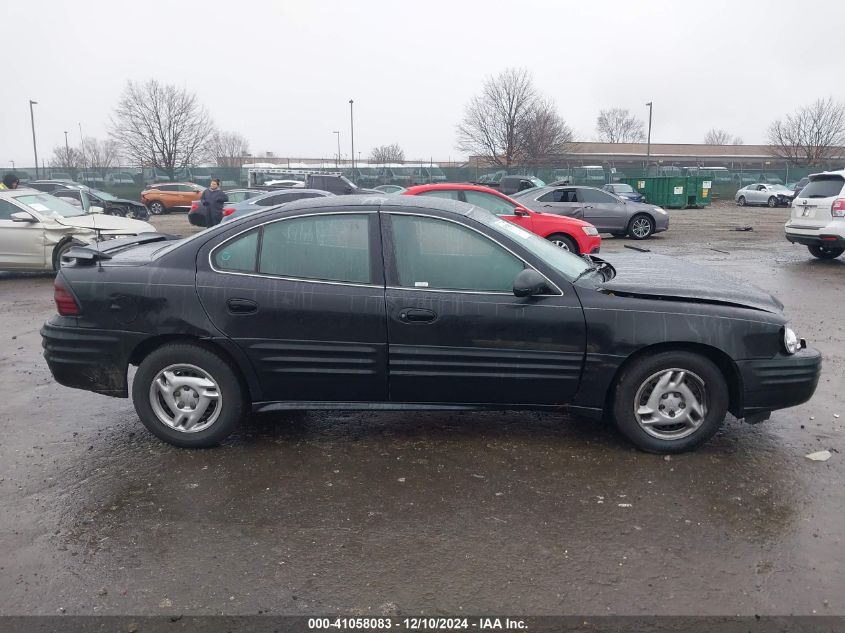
[808,245,845,260]
[611,351,729,453]
[547,233,578,253]
[148,201,166,215]
[767,196,777,208]
[627,214,655,240]
[132,344,246,448]
[737,196,746,206]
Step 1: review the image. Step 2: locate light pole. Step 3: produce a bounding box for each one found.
[10,160,15,170]
[645,101,653,175]
[349,99,355,173]
[64,131,70,166]
[333,131,341,168]
[29,100,39,179]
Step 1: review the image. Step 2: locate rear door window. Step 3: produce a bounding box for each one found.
[579,189,617,203]
[799,177,845,199]
[538,189,577,203]
[418,190,459,200]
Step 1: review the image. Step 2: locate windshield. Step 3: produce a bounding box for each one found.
[468,208,591,281]
[770,184,791,192]
[613,184,634,193]
[87,188,118,200]
[529,177,546,186]
[15,193,86,218]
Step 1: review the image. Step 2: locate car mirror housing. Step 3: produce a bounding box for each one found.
[513,269,551,297]
[513,207,529,216]
[11,211,37,223]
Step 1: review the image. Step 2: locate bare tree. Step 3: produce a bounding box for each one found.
[767,97,845,166]
[109,79,215,179]
[596,108,646,143]
[456,67,537,167]
[704,128,731,145]
[50,145,83,171]
[370,143,405,163]
[518,99,573,168]
[731,136,744,145]
[80,137,119,173]
[209,131,250,167]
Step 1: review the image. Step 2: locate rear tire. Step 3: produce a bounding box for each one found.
[547,233,578,253]
[611,350,729,453]
[737,196,746,207]
[132,344,246,448]
[627,214,655,240]
[808,245,845,260]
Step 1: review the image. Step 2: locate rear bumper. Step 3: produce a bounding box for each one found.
[737,347,822,417]
[41,319,146,398]
[785,232,845,248]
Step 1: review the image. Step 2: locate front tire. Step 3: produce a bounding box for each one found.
[808,245,845,260]
[132,344,246,448]
[737,196,746,207]
[767,196,777,208]
[148,201,166,215]
[611,351,729,453]
[627,214,655,240]
[547,233,578,253]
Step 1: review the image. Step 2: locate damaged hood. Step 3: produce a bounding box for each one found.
[597,253,784,313]
[51,214,155,234]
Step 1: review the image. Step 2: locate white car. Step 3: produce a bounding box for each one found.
[0,188,156,272]
[785,169,845,260]
[735,183,795,207]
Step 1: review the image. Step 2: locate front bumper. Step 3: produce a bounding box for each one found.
[41,319,147,398]
[654,213,670,233]
[736,347,822,417]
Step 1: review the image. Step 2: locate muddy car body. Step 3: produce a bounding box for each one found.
[41,196,820,453]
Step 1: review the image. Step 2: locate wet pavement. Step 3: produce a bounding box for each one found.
[1,203,843,616]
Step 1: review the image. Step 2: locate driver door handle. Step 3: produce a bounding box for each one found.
[399,308,437,323]
[227,298,258,314]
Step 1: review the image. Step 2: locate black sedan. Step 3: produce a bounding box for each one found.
[50,187,150,220]
[41,196,821,453]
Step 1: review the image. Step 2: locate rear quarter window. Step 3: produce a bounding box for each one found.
[800,177,845,199]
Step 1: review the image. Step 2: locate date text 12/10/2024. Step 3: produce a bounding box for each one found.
[308,618,528,630]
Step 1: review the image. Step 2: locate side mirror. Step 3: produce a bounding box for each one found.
[344,186,353,194]
[513,268,551,297]
[11,211,37,223]
[90,205,104,214]
[513,207,530,217]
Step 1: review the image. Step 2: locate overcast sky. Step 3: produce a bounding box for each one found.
[4,0,844,168]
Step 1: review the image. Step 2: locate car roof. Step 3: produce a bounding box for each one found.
[808,169,845,180]
[252,188,331,199]
[274,193,477,217]
[405,183,500,194]
[146,181,198,187]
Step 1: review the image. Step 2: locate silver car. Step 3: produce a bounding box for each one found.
[513,185,669,239]
[735,183,795,208]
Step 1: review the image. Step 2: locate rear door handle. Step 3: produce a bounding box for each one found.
[399,308,437,323]
[227,298,258,314]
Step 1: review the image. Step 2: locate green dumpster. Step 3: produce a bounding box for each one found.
[621,177,713,209]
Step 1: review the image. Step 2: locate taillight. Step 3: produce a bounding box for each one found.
[222,207,235,217]
[831,198,845,218]
[190,202,199,211]
[53,276,80,316]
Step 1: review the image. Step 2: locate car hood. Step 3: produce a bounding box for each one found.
[597,253,784,313]
[52,214,155,233]
[107,197,146,206]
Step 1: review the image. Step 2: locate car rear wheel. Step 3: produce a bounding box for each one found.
[737,196,746,207]
[767,196,777,208]
[148,201,166,215]
[611,351,728,453]
[132,344,246,448]
[627,214,655,240]
[547,233,578,253]
[808,245,845,260]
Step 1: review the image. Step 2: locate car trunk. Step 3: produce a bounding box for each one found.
[790,174,844,228]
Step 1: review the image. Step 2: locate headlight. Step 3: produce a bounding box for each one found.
[783,326,800,355]
[581,226,599,236]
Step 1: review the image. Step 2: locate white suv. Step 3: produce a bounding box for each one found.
[785,169,845,259]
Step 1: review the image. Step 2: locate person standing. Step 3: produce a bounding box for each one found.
[0,173,20,190]
[200,178,229,226]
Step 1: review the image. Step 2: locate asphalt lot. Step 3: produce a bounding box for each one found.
[1,201,843,616]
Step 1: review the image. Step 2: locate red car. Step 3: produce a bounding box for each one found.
[403,183,601,254]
